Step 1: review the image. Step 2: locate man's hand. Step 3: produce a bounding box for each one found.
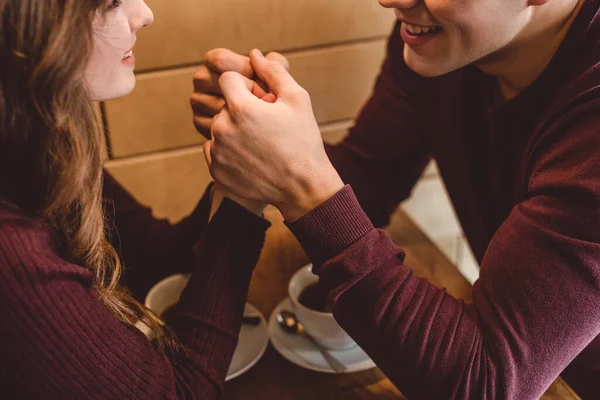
[191,48,289,139]
[204,50,344,221]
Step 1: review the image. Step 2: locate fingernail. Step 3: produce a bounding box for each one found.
[254,49,265,58]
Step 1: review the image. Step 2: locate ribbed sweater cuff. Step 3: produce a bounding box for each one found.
[286,185,374,269]
[186,181,215,226]
[177,198,270,319]
[169,198,270,375]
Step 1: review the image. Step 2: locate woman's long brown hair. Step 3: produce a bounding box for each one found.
[0,0,176,352]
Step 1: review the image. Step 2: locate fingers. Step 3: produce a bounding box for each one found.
[205,48,289,77]
[195,48,256,94]
[192,79,273,139]
[248,80,270,100]
[261,93,277,103]
[190,92,226,116]
[197,48,291,101]
[265,52,290,71]
[193,65,222,95]
[249,49,302,99]
[204,48,254,78]
[193,48,289,137]
[256,52,289,94]
[193,62,271,101]
[193,115,214,139]
[219,72,264,107]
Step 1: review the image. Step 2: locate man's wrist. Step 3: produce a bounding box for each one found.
[278,168,344,222]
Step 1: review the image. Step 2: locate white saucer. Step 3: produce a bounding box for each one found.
[142,274,269,381]
[226,302,269,381]
[139,301,268,381]
[268,297,376,374]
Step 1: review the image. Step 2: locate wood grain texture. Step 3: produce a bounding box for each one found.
[135,0,395,71]
[289,40,386,124]
[105,40,386,158]
[104,147,210,222]
[104,67,204,158]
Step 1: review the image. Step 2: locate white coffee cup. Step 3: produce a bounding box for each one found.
[288,264,355,350]
[132,273,190,338]
[145,273,190,316]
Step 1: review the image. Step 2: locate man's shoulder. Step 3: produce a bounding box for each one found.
[542,2,600,116]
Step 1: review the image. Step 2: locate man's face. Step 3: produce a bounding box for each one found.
[379,0,532,77]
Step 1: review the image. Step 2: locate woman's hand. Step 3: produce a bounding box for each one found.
[204,50,344,221]
[209,183,266,221]
[191,48,289,139]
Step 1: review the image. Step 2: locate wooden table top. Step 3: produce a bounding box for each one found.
[224,207,581,400]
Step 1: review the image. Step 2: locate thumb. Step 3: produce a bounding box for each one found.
[218,71,261,108]
[250,49,299,98]
[252,52,290,99]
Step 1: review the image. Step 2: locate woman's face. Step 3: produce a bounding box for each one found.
[85,0,154,101]
[378,0,533,77]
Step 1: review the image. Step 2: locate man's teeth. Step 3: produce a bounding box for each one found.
[404,23,441,35]
[124,50,133,58]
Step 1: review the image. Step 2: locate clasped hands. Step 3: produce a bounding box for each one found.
[192,49,344,221]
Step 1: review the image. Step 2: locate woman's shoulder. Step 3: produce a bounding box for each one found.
[0,199,49,248]
[0,200,92,284]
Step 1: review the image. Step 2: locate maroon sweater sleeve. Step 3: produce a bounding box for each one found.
[0,193,270,399]
[102,171,213,301]
[287,112,600,399]
[325,23,432,228]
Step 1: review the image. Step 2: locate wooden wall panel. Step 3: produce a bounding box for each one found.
[105,40,386,158]
[104,120,352,221]
[288,40,386,124]
[105,148,210,222]
[135,0,395,71]
[105,119,352,221]
[105,67,203,158]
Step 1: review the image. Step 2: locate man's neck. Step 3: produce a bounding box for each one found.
[476,0,584,101]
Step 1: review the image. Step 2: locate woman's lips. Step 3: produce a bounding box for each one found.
[122,50,135,67]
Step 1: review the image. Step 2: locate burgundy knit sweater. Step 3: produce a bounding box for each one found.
[0,176,270,399]
[287,2,600,399]
[1,4,599,400]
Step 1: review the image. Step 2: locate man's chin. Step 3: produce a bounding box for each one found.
[404,49,463,78]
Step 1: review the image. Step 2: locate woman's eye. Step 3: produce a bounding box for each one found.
[107,0,122,11]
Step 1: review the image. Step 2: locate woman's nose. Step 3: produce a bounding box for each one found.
[130,0,154,33]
